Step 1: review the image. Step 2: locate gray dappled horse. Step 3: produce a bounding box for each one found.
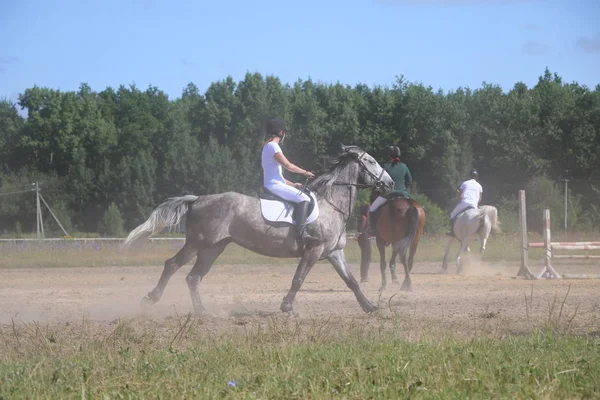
[441,205,501,274]
[123,145,394,315]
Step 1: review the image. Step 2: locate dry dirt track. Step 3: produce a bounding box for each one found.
[1,259,599,335]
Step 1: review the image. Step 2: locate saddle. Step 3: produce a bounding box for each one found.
[387,194,411,218]
[455,206,476,220]
[259,187,319,226]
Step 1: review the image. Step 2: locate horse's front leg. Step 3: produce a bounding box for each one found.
[280,247,322,314]
[376,237,387,291]
[327,249,377,313]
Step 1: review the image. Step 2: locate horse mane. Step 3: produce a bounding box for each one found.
[307,146,361,199]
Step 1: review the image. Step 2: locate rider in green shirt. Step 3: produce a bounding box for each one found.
[368,145,412,233]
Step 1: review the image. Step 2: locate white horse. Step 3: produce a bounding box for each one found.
[441,205,501,274]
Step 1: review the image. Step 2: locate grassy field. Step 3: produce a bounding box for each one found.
[0,316,598,399]
[4,232,600,269]
[2,232,600,398]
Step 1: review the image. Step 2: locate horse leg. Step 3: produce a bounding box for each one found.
[441,236,454,273]
[456,239,469,275]
[359,236,372,284]
[397,239,419,292]
[479,235,488,257]
[376,237,387,291]
[142,241,198,307]
[478,225,491,265]
[407,236,420,274]
[327,249,377,313]
[185,241,229,316]
[389,249,400,286]
[395,241,412,292]
[280,247,322,313]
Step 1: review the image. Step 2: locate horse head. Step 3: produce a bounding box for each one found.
[339,143,394,194]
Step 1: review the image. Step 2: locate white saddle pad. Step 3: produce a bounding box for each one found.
[260,191,319,225]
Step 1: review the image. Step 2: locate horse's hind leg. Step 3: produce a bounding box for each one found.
[478,224,491,262]
[389,249,400,286]
[441,236,454,273]
[400,240,418,292]
[480,235,488,256]
[456,240,469,275]
[186,240,229,316]
[143,241,198,307]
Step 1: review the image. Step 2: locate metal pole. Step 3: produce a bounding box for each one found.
[35,183,40,239]
[35,182,45,239]
[39,193,70,237]
[564,175,568,233]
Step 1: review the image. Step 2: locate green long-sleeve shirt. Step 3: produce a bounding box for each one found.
[383,161,412,198]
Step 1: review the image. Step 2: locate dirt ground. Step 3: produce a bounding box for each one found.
[1,257,599,336]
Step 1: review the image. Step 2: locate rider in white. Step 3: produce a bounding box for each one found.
[447,170,482,236]
[262,118,315,242]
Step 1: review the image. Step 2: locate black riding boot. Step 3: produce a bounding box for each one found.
[295,201,317,248]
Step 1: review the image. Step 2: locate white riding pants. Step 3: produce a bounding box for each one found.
[369,196,387,212]
[450,201,478,219]
[265,182,311,203]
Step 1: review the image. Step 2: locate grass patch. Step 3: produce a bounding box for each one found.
[0,317,598,399]
[1,232,599,269]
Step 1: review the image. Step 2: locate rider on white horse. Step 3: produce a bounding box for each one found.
[261,117,315,241]
[368,145,413,234]
[447,170,482,237]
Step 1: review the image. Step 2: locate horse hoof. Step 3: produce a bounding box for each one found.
[361,301,378,314]
[193,307,207,317]
[280,302,294,313]
[141,295,155,308]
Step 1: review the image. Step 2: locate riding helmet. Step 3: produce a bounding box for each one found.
[388,145,401,158]
[266,118,286,136]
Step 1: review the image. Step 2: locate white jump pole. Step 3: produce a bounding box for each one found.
[537,209,561,279]
[517,190,536,279]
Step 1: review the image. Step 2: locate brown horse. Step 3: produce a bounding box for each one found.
[365,192,426,291]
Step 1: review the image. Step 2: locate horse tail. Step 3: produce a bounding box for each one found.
[393,206,419,262]
[123,195,199,249]
[481,205,502,233]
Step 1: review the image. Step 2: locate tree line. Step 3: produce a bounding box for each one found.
[0,68,599,236]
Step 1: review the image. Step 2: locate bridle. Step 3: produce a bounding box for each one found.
[327,150,389,222]
[332,150,388,190]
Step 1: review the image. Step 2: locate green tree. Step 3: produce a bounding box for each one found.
[99,203,125,237]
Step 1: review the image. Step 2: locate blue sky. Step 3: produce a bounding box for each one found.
[1,0,599,104]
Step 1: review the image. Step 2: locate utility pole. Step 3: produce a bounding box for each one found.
[564,170,569,235]
[33,182,44,239]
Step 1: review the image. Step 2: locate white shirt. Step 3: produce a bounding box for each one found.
[261,141,285,185]
[459,179,482,205]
